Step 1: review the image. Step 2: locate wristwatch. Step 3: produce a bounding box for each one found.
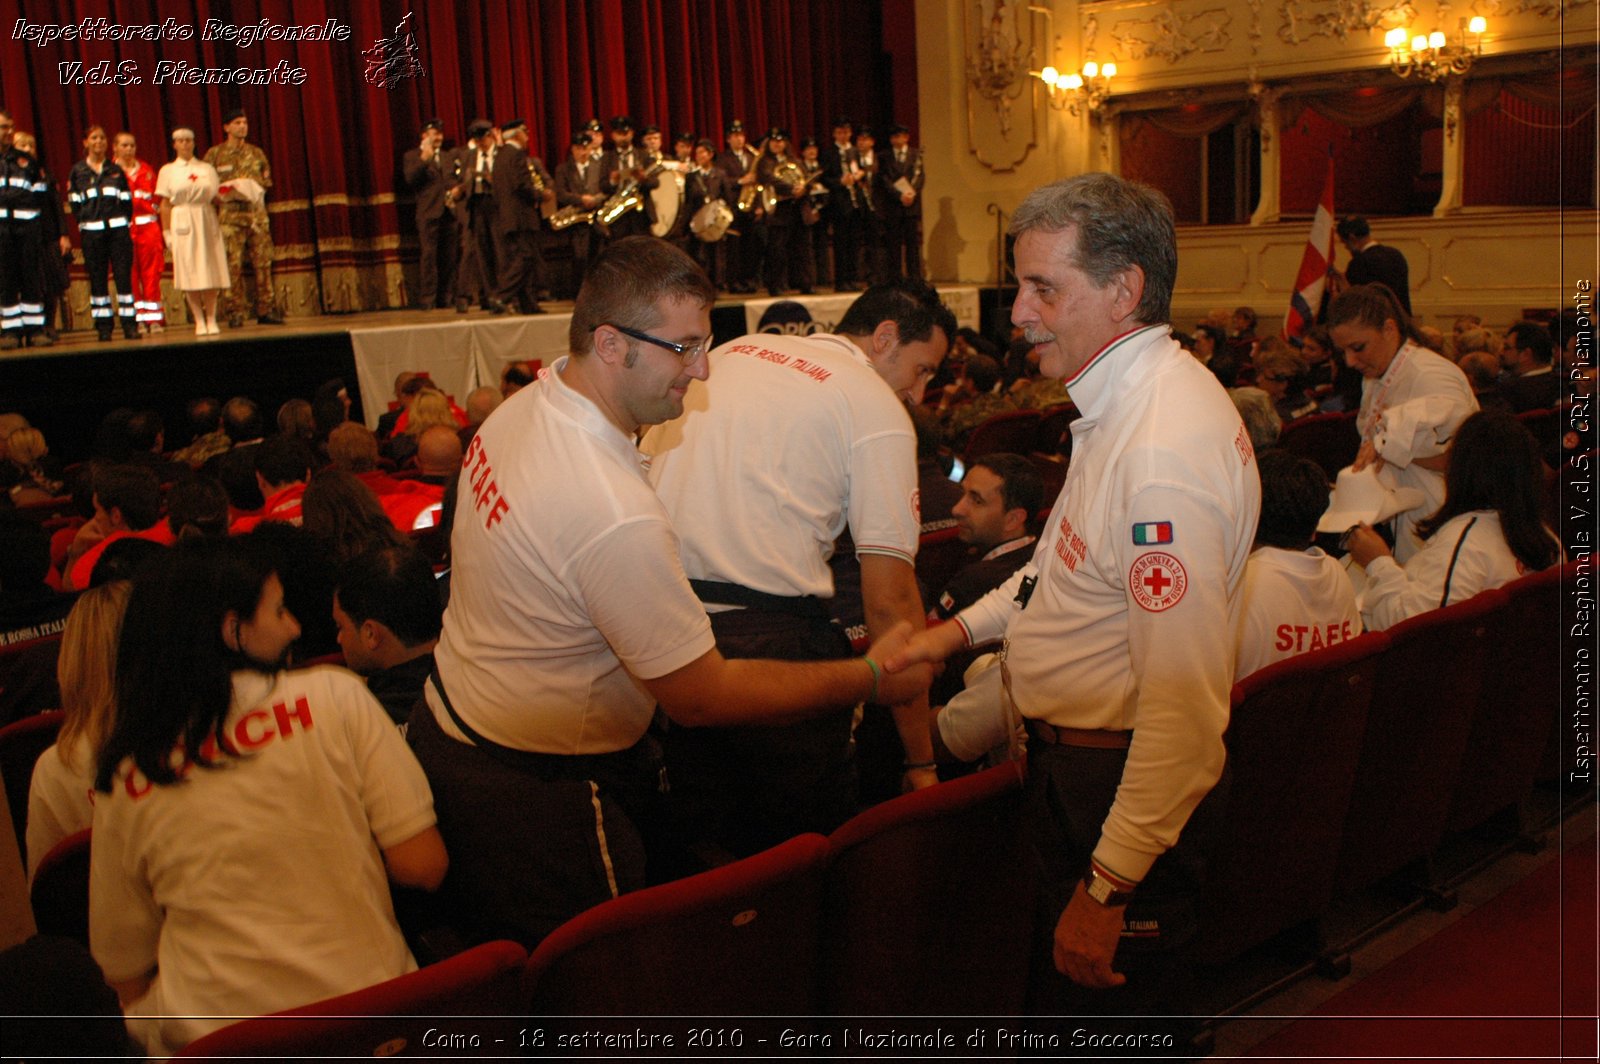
[1082,864,1136,907]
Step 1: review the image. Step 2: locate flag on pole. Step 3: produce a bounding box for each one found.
[1283,159,1335,340]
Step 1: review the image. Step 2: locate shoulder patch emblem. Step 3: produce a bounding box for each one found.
[1129,552,1187,612]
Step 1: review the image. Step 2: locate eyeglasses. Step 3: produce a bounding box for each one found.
[608,323,710,362]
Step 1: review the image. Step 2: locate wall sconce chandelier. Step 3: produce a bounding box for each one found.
[1384,16,1487,82]
[1034,59,1116,116]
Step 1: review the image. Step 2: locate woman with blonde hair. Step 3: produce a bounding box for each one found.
[5,426,63,503]
[25,580,133,878]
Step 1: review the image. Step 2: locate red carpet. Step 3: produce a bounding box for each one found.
[1246,830,1598,1061]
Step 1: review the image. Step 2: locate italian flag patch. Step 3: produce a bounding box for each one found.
[1132,521,1173,546]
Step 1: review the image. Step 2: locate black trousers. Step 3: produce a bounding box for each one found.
[407,699,664,948]
[494,228,542,311]
[1021,741,1219,1045]
[82,227,135,334]
[661,604,856,859]
[459,196,497,304]
[0,220,44,336]
[829,205,860,288]
[884,209,922,281]
[415,209,458,307]
[762,205,800,295]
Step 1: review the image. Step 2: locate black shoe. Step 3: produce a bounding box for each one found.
[257,313,284,325]
[455,299,469,314]
[797,287,815,295]
[485,298,511,315]
[28,332,53,347]
[0,334,20,351]
[97,328,114,342]
[228,315,244,329]
[522,303,547,315]
[124,324,140,340]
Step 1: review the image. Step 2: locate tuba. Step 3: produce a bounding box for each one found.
[760,160,807,215]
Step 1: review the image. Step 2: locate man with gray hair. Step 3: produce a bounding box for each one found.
[887,173,1260,1024]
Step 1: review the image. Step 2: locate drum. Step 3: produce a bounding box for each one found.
[690,199,735,242]
[650,169,685,238]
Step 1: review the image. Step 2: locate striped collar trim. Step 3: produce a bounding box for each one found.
[1063,323,1166,389]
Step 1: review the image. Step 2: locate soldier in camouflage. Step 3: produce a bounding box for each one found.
[205,109,282,327]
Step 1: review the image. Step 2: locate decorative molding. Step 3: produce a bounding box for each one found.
[964,0,1040,172]
[1109,6,1233,64]
[1474,0,1595,20]
[1276,0,1410,46]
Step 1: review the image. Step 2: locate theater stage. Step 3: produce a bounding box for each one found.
[0,286,983,463]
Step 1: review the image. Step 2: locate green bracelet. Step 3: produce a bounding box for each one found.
[862,656,882,703]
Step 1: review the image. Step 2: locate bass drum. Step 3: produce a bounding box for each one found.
[689,198,735,243]
[649,168,686,239]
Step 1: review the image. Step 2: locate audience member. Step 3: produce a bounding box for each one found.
[332,545,443,727]
[164,475,231,541]
[938,353,1014,449]
[1298,325,1361,412]
[1331,283,1477,562]
[63,465,169,591]
[375,371,419,440]
[1336,215,1411,313]
[276,398,316,443]
[1235,451,1361,680]
[1254,341,1317,422]
[911,406,962,535]
[88,537,166,587]
[1499,319,1560,413]
[242,521,340,662]
[4,427,63,504]
[89,539,446,1057]
[26,580,131,877]
[202,396,268,510]
[414,425,464,486]
[1231,387,1282,454]
[1458,351,1513,413]
[326,423,443,529]
[1346,410,1559,631]
[122,410,186,483]
[170,397,228,470]
[230,435,314,533]
[930,452,1041,622]
[300,469,408,567]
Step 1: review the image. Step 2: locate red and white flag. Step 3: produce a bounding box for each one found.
[1283,159,1335,340]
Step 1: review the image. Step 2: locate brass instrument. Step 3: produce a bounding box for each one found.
[595,159,667,232]
[528,158,556,220]
[549,204,595,230]
[759,160,808,215]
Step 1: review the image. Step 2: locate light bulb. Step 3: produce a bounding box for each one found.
[1101,62,1117,78]
[1468,16,1486,34]
[1385,27,1408,48]
[1083,61,1099,78]
[1040,66,1059,86]
[1412,35,1429,53]
[1064,73,1084,90]
[1428,30,1446,49]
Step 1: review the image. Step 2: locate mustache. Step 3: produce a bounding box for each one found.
[1022,329,1054,345]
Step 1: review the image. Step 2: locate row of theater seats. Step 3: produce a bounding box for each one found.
[10,561,1573,1052]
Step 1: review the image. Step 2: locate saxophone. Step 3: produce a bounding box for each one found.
[596,158,667,231]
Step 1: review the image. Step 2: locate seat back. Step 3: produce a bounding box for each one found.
[1193,632,1386,965]
[0,634,64,729]
[0,709,66,864]
[962,409,1041,464]
[1278,411,1361,480]
[1449,562,1568,832]
[914,526,970,608]
[522,833,830,1017]
[1032,403,1080,458]
[822,763,1032,1015]
[175,939,528,1059]
[1334,592,1499,894]
[30,827,92,946]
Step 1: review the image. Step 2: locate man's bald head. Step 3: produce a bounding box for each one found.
[416,425,463,478]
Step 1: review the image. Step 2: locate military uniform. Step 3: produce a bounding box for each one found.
[203,138,276,322]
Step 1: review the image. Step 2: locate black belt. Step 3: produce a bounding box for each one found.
[1027,719,1133,750]
[689,579,831,622]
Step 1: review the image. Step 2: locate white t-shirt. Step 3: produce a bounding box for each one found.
[26,733,96,881]
[427,358,715,754]
[1360,510,1534,631]
[90,666,436,1058]
[1236,546,1363,681]
[954,325,1261,883]
[1358,342,1478,561]
[642,333,920,599]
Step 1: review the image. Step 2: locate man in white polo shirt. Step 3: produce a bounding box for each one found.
[887,174,1260,1027]
[642,280,954,857]
[410,237,930,946]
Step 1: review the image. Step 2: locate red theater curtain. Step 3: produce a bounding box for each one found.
[1463,66,1597,208]
[0,0,894,312]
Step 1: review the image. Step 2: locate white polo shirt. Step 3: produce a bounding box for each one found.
[428,358,715,754]
[642,332,920,599]
[1359,341,1478,561]
[953,324,1260,883]
[1236,546,1363,680]
[1360,510,1531,631]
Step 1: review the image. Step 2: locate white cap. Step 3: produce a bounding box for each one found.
[1316,465,1427,534]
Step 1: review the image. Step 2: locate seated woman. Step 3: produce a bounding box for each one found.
[26,580,131,879]
[1331,283,1478,562]
[1346,410,1560,631]
[89,539,447,1057]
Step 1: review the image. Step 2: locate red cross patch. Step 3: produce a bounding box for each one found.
[1129,551,1187,612]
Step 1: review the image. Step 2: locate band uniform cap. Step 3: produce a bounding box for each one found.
[889,122,911,135]
[799,135,819,149]
[500,118,527,134]
[832,115,854,129]
[585,118,605,132]
[610,115,635,131]
[639,124,660,137]
[673,131,696,144]
[222,108,247,124]
[726,118,746,134]
[570,130,591,147]
[1316,465,1427,534]
[767,127,789,141]
[466,119,494,139]
[854,126,875,139]
[420,118,444,134]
